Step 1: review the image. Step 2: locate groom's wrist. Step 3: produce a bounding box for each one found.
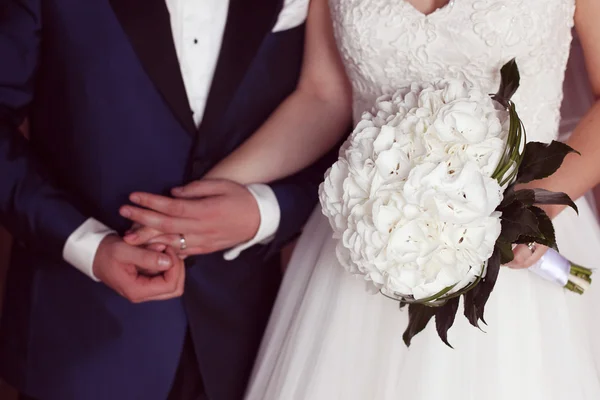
[223,184,281,260]
[63,218,116,281]
[247,183,281,244]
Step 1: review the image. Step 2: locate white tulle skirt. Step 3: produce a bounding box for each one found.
[246,195,600,400]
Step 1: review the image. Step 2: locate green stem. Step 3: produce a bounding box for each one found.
[492,101,527,186]
[570,263,593,277]
[565,281,584,294]
[571,273,592,284]
[499,106,526,186]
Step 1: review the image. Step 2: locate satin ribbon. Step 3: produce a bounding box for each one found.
[529,248,570,287]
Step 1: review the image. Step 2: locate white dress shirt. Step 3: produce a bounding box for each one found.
[63,0,281,280]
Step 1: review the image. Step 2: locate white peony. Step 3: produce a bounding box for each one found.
[319,78,508,300]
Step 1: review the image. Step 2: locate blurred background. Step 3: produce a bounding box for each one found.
[0,206,14,398]
[0,31,599,399]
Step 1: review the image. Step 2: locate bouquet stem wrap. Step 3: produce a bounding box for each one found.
[529,248,593,293]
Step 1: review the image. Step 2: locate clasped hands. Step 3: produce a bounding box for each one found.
[92,179,260,303]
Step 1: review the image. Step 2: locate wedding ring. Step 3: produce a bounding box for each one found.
[179,234,187,251]
[527,242,537,254]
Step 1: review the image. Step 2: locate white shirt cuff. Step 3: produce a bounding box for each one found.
[223,184,281,261]
[63,218,116,281]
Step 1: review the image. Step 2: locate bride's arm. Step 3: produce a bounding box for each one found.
[507,0,600,269]
[205,0,352,185]
[534,0,600,218]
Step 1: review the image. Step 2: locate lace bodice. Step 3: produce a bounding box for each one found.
[329,0,576,143]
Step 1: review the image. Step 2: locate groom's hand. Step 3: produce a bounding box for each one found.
[93,235,185,303]
[119,180,261,256]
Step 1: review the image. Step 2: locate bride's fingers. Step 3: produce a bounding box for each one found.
[522,244,547,268]
[504,244,529,269]
[125,222,143,235]
[123,226,163,246]
[147,234,191,248]
[146,234,234,256]
[505,243,547,269]
[146,243,168,253]
[146,234,208,253]
[146,234,218,256]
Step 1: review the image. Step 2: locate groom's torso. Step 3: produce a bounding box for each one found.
[29,0,301,227]
[0,1,305,399]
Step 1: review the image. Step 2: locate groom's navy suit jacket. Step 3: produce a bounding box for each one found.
[0,1,334,399]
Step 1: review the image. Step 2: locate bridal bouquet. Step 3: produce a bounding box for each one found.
[319,60,592,347]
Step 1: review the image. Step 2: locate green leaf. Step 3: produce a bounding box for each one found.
[493,59,520,105]
[516,141,579,184]
[496,241,514,264]
[435,297,460,348]
[402,304,436,347]
[532,188,578,214]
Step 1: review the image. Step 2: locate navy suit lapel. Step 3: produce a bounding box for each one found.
[198,0,283,136]
[109,0,197,135]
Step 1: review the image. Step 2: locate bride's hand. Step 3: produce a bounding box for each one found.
[504,243,548,269]
[125,223,183,256]
[504,185,558,269]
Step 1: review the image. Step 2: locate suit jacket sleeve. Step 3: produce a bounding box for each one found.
[267,137,345,253]
[0,0,88,259]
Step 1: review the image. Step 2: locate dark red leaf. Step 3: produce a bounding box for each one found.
[532,188,578,214]
[402,304,436,347]
[435,297,460,348]
[516,141,579,184]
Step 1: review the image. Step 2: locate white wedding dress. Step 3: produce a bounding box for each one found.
[246,0,600,398]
